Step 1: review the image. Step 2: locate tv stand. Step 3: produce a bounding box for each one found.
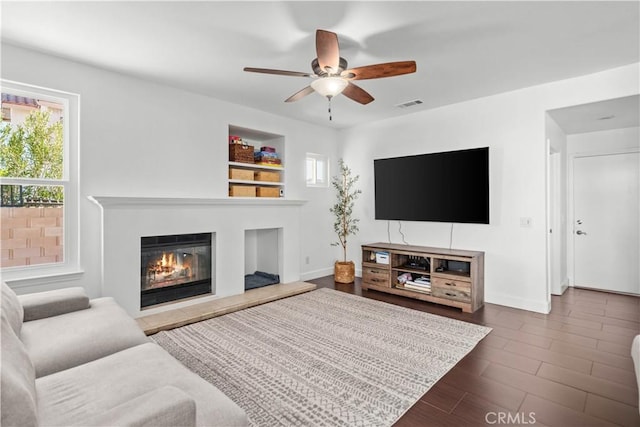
[361,243,484,313]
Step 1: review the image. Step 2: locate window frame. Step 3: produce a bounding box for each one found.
[1,80,81,282]
[306,152,329,188]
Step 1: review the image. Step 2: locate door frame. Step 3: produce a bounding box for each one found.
[567,146,640,287]
[547,147,564,295]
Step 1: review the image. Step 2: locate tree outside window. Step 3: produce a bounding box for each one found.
[1,97,64,204]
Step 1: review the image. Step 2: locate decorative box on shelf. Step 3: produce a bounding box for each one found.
[255,170,280,182]
[229,168,254,181]
[256,187,280,198]
[229,185,256,197]
[229,144,255,164]
[375,251,390,264]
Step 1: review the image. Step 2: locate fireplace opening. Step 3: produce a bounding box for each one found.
[141,233,212,308]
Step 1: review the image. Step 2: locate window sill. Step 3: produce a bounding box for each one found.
[2,266,84,291]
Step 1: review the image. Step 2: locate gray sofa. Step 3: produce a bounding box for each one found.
[1,282,248,427]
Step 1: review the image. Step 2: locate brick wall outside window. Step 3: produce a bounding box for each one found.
[1,206,63,267]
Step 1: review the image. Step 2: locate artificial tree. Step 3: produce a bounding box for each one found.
[330,159,362,283]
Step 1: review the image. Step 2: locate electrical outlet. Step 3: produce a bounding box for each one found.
[305,256,310,265]
[520,217,532,227]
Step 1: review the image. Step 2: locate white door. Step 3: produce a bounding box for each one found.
[573,151,639,294]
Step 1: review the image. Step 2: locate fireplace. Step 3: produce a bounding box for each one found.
[140,233,212,308]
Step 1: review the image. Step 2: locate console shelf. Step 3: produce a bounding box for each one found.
[361,242,484,313]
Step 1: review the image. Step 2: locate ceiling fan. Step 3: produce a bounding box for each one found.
[244,29,417,120]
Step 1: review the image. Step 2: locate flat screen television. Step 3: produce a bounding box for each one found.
[374,147,489,224]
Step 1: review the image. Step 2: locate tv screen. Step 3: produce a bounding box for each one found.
[374,147,489,224]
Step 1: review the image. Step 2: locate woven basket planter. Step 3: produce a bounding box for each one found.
[334,261,355,284]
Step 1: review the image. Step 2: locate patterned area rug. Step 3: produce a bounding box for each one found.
[151,288,491,426]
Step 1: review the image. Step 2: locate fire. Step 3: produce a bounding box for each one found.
[161,252,174,268]
[147,251,192,284]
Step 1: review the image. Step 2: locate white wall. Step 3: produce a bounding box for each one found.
[338,63,639,313]
[1,44,339,296]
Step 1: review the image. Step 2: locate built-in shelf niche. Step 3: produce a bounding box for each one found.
[228,125,285,198]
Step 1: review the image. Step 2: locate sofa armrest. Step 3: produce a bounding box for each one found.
[82,386,196,427]
[18,287,90,321]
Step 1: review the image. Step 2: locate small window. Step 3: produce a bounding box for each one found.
[306,153,329,187]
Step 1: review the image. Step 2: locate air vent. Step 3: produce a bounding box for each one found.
[395,99,423,109]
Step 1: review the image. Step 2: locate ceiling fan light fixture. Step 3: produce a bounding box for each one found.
[311,76,348,98]
[244,29,416,117]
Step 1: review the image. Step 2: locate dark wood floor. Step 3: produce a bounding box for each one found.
[308,276,640,427]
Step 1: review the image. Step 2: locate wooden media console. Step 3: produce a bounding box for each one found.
[361,242,484,313]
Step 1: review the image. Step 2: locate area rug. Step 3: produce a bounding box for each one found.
[151,287,491,426]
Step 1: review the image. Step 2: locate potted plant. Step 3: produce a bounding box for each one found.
[330,159,362,283]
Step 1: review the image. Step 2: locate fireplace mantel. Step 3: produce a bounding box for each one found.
[89,196,307,208]
[89,195,306,317]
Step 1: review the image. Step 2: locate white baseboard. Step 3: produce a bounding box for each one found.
[559,278,569,295]
[486,292,551,314]
[300,267,363,282]
[300,267,334,282]
[551,277,570,296]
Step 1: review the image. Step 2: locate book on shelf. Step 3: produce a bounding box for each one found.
[403,283,431,293]
[404,280,431,289]
[404,281,431,291]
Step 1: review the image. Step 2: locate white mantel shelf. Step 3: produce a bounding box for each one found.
[88,196,307,208]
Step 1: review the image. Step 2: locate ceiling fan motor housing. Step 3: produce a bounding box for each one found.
[312,57,348,76]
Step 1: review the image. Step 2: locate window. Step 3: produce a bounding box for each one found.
[1,81,79,277]
[306,153,329,187]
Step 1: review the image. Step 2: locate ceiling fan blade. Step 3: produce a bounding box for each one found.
[316,29,340,73]
[244,67,313,78]
[342,82,374,105]
[342,61,417,80]
[285,86,315,103]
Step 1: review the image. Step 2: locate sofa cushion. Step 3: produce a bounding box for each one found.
[36,342,248,427]
[19,286,90,321]
[82,386,196,427]
[1,310,38,427]
[1,281,24,335]
[21,297,149,377]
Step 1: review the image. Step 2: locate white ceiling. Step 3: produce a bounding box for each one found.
[1,1,639,129]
